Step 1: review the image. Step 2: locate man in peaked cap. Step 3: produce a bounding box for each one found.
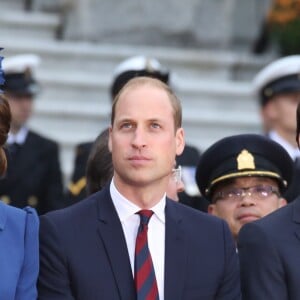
[67,55,202,207]
[196,133,293,241]
[0,54,65,215]
[237,108,300,299]
[253,55,300,202]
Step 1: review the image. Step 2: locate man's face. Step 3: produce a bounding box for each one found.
[109,83,184,191]
[266,92,300,135]
[208,176,286,239]
[6,93,34,130]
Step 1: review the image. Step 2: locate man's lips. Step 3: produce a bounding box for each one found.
[128,156,151,166]
[237,214,260,223]
[128,155,150,161]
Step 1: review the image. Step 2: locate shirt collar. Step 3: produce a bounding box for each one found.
[269,130,300,160]
[7,126,28,145]
[110,178,166,224]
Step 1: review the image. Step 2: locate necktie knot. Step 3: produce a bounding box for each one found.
[137,209,154,227]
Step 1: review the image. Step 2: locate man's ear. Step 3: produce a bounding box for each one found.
[108,126,113,153]
[207,204,215,215]
[278,197,287,208]
[175,127,185,156]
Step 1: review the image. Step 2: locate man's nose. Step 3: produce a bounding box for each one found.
[131,127,147,149]
[240,192,256,206]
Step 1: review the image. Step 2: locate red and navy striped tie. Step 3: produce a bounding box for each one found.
[134,210,159,300]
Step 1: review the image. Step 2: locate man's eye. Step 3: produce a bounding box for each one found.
[151,123,161,129]
[227,189,241,197]
[121,123,132,129]
[254,186,265,193]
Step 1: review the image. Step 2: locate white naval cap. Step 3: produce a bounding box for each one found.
[2,54,41,96]
[110,55,169,99]
[3,54,41,74]
[253,55,300,106]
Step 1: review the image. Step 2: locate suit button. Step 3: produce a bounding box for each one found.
[28,196,38,207]
[1,195,10,205]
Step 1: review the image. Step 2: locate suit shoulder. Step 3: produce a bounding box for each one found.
[0,201,26,220]
[168,199,226,228]
[0,202,38,230]
[28,131,58,148]
[256,201,294,229]
[41,193,97,223]
[239,200,296,243]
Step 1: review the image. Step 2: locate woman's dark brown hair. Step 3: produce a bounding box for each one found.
[297,103,300,149]
[0,94,11,176]
[86,128,113,195]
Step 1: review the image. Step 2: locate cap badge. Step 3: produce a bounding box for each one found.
[264,87,273,98]
[145,58,154,73]
[237,149,255,170]
[24,67,32,80]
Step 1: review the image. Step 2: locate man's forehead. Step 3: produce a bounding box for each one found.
[115,88,172,113]
[227,176,278,187]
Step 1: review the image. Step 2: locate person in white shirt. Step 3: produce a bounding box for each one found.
[253,55,300,201]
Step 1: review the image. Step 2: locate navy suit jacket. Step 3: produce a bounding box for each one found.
[0,202,39,300]
[238,196,300,300]
[38,185,241,300]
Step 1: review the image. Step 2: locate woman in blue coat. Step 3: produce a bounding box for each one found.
[0,54,39,300]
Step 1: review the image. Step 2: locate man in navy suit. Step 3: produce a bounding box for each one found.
[38,77,241,299]
[0,54,65,215]
[237,103,300,299]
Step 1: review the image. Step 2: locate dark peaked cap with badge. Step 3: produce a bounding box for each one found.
[196,134,294,201]
[253,55,300,106]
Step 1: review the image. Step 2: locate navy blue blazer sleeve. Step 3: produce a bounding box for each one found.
[238,222,287,300]
[38,214,75,300]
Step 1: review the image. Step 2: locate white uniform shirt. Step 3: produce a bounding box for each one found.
[269,130,300,160]
[7,126,28,145]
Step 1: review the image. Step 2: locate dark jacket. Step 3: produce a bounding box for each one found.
[0,130,65,215]
[39,185,241,299]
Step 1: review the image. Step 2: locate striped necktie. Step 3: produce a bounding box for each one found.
[134,210,159,300]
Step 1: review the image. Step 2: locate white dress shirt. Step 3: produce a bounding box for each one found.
[7,126,28,145]
[110,179,165,300]
[269,130,300,161]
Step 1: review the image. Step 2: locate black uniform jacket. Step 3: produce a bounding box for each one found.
[0,130,65,215]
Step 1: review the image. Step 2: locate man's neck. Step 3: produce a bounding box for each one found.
[275,129,298,148]
[113,177,167,209]
[10,124,22,135]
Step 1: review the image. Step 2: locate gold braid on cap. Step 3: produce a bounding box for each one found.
[205,149,287,195]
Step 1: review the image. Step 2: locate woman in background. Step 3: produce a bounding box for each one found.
[0,54,39,300]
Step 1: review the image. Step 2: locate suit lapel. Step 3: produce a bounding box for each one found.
[292,197,300,242]
[164,200,186,300]
[96,187,135,300]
